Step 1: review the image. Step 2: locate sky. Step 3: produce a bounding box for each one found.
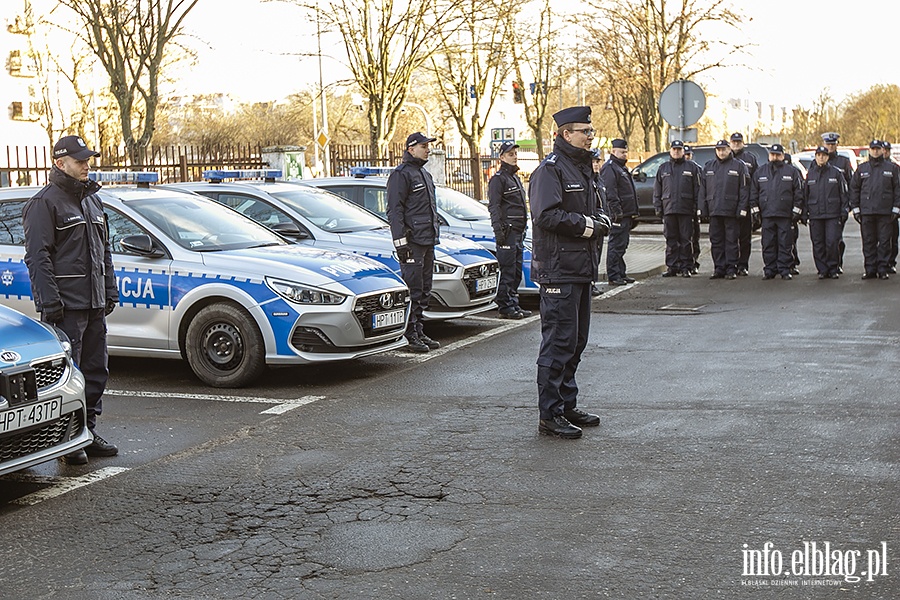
[173,0,900,110]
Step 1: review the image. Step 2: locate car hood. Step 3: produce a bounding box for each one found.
[436,231,496,261]
[0,306,64,365]
[201,245,406,294]
[337,227,493,262]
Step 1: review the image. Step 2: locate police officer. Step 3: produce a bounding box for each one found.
[590,148,608,296]
[601,138,638,285]
[387,132,442,351]
[849,140,900,279]
[653,139,701,277]
[749,144,804,280]
[699,140,750,279]
[805,146,849,279]
[487,140,532,318]
[685,145,702,273]
[784,152,804,274]
[730,133,758,276]
[822,132,853,272]
[529,106,610,439]
[885,141,899,273]
[23,135,119,465]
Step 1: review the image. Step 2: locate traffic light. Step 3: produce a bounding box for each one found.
[512,81,523,104]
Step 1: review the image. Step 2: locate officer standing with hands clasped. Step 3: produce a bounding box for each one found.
[23,135,119,465]
[699,140,750,280]
[653,139,702,277]
[849,140,900,280]
[805,145,849,279]
[387,132,442,352]
[529,106,611,439]
[684,145,702,273]
[730,132,758,276]
[488,140,532,318]
[821,132,853,273]
[601,138,638,285]
[749,144,804,280]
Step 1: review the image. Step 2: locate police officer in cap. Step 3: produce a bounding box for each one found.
[653,139,702,277]
[749,144,804,280]
[488,140,532,318]
[387,132,442,351]
[529,106,610,439]
[805,146,849,278]
[590,148,609,296]
[700,140,750,279]
[849,140,900,279]
[601,138,638,285]
[885,141,899,273]
[730,132,758,276]
[822,132,853,272]
[684,145,702,273]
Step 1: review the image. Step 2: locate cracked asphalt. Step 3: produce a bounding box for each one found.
[0,227,897,599]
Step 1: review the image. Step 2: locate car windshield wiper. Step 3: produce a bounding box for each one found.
[248,242,283,248]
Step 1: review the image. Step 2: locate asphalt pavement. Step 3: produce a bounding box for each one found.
[0,224,897,599]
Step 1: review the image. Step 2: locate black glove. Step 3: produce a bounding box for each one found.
[612,211,623,224]
[751,212,762,230]
[42,302,64,325]
[840,212,848,225]
[105,298,117,316]
[592,213,612,237]
[791,213,801,225]
[893,212,900,222]
[396,245,413,263]
[852,211,862,224]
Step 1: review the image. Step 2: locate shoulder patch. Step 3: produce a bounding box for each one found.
[544,153,558,165]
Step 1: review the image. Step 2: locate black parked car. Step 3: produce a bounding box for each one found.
[631,143,771,221]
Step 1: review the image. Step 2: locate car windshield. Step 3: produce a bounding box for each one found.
[129,195,287,252]
[435,187,490,221]
[270,186,388,233]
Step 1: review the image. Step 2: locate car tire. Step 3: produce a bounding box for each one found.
[185,303,266,388]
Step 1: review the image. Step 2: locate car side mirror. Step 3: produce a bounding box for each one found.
[633,170,647,183]
[270,222,309,239]
[120,234,166,257]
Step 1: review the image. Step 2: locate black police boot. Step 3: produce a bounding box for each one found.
[498,309,525,319]
[418,333,440,349]
[662,270,678,277]
[405,333,430,353]
[623,276,636,284]
[62,449,88,465]
[564,407,600,427]
[591,284,604,296]
[516,308,533,318]
[538,415,582,439]
[86,432,118,457]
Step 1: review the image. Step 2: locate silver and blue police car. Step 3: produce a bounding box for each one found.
[304,168,538,294]
[0,304,93,475]
[0,173,411,388]
[163,170,501,319]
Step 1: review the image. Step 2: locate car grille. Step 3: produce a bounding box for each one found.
[0,410,82,463]
[33,357,67,391]
[352,290,409,338]
[290,327,403,354]
[462,263,500,299]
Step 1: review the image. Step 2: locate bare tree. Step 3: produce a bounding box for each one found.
[429,0,509,198]
[56,0,201,163]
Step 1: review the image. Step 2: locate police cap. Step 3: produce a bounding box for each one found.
[670,140,684,149]
[611,138,627,149]
[553,106,591,127]
[53,135,100,160]
[869,139,884,149]
[814,146,829,155]
[715,140,730,148]
[406,132,437,147]
[821,132,840,144]
[730,132,744,142]
[498,141,519,156]
[768,143,785,154]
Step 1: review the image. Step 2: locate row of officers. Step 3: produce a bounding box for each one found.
[652,133,900,280]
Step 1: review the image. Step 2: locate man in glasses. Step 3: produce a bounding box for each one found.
[528,106,610,439]
[601,138,639,285]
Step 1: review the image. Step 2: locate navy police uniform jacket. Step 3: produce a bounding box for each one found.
[733,147,759,178]
[827,152,854,186]
[528,137,600,283]
[805,162,849,220]
[849,156,900,216]
[699,156,750,217]
[23,166,118,312]
[749,160,804,219]
[487,162,528,237]
[653,157,702,216]
[386,152,440,247]
[600,155,638,218]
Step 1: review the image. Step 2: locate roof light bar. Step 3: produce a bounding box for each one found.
[202,169,282,183]
[89,171,160,185]
[350,166,394,178]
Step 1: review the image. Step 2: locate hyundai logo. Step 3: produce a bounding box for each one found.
[479,265,490,277]
[379,293,394,309]
[0,350,21,364]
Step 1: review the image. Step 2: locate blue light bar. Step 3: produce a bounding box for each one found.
[202,169,282,182]
[89,171,159,184]
[350,166,394,178]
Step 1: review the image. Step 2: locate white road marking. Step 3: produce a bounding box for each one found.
[106,389,325,415]
[11,467,130,506]
[407,314,540,363]
[596,280,643,298]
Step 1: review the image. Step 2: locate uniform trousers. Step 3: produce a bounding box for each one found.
[663,214,694,273]
[495,230,524,312]
[737,214,752,270]
[859,215,893,275]
[708,216,739,276]
[691,216,702,269]
[47,308,108,431]
[808,218,842,276]
[536,282,591,420]
[761,217,794,276]
[399,242,435,335]
[890,218,899,268]
[606,217,632,281]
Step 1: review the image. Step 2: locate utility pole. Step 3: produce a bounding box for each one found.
[316,0,331,176]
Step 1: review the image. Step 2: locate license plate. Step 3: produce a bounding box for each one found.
[372,308,405,329]
[475,275,498,292]
[0,398,62,434]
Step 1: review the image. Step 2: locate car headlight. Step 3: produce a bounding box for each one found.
[433,260,458,275]
[40,322,72,357]
[266,278,347,305]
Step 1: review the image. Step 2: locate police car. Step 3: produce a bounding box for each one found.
[0,304,93,474]
[304,168,538,294]
[0,173,411,388]
[164,170,500,319]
